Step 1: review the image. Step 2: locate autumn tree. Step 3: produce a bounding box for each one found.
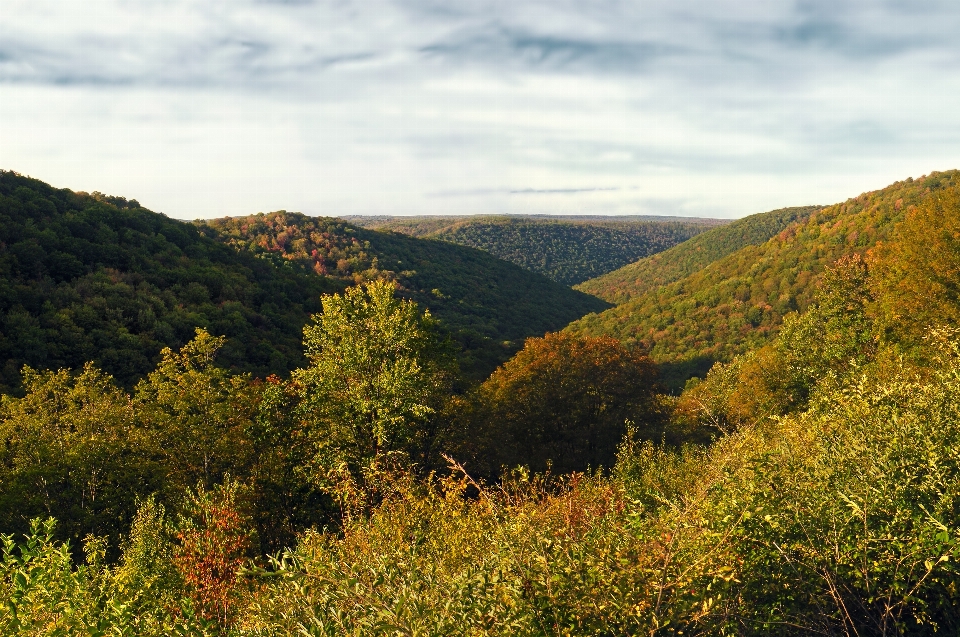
[174,479,252,627]
[295,281,457,485]
[135,329,257,496]
[870,185,960,353]
[458,332,661,476]
[676,254,876,432]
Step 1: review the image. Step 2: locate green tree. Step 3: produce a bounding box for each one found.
[295,281,457,483]
[0,363,157,551]
[135,329,256,495]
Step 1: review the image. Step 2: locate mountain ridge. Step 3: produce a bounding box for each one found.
[0,171,607,390]
[347,214,724,286]
[567,172,960,388]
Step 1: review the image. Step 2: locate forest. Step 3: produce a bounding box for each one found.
[5,171,960,635]
[350,214,720,286]
[0,172,606,391]
[569,173,960,388]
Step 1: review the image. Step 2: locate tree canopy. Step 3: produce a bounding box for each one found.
[359,216,717,286]
[568,172,960,389]
[454,332,661,476]
[296,280,456,479]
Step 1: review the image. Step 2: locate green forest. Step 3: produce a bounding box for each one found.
[6,171,960,635]
[0,172,605,391]
[569,173,960,388]
[351,214,719,285]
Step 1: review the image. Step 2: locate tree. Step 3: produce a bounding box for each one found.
[458,332,661,476]
[174,479,252,628]
[135,329,256,495]
[676,254,876,433]
[870,185,960,354]
[0,363,156,552]
[295,281,456,482]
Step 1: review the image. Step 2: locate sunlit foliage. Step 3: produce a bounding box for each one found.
[452,332,662,476]
[296,281,457,485]
[569,173,960,389]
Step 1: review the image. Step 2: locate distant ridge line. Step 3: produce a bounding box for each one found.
[343,213,728,225]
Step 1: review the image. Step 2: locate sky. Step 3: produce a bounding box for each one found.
[1,1,959,220]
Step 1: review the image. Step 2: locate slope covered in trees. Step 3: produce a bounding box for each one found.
[348,214,721,286]
[9,180,960,634]
[0,172,607,391]
[200,212,610,378]
[0,171,336,393]
[575,206,818,304]
[567,173,960,388]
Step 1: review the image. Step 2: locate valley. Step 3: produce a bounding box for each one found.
[4,169,960,634]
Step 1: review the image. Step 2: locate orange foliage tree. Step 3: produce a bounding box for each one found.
[174,479,252,627]
[870,185,960,352]
[455,332,661,476]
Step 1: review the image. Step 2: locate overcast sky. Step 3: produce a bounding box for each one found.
[1,1,959,219]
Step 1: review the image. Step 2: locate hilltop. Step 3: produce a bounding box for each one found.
[200,212,610,377]
[347,214,722,286]
[0,172,607,391]
[0,171,336,393]
[567,172,960,388]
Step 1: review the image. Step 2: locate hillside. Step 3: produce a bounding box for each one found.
[567,172,960,388]
[0,172,608,391]
[201,212,610,377]
[347,215,722,286]
[0,171,337,393]
[575,206,819,303]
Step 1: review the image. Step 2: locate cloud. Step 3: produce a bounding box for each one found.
[1,0,959,219]
[4,0,955,88]
[429,186,620,198]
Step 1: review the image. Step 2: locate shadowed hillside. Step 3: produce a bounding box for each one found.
[0,172,608,391]
[0,171,336,393]
[201,212,612,379]
[348,214,723,285]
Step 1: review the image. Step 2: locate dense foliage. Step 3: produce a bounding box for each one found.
[0,279,649,560]
[568,173,960,389]
[0,171,336,393]
[201,211,610,380]
[294,281,457,487]
[0,329,323,559]
[575,206,817,304]
[450,332,662,477]
[350,214,719,285]
[8,175,960,635]
[8,339,960,634]
[0,173,607,392]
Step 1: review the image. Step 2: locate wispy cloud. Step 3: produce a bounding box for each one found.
[1,0,959,218]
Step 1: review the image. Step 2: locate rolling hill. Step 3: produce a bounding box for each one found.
[567,172,960,389]
[575,206,819,304]
[348,215,723,286]
[200,212,610,378]
[0,171,608,391]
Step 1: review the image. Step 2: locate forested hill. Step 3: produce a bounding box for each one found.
[347,215,721,286]
[0,171,608,391]
[575,206,819,303]
[0,171,338,393]
[567,171,960,388]
[200,212,610,376]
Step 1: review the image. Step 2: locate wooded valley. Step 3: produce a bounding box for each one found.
[350,214,721,286]
[4,170,960,634]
